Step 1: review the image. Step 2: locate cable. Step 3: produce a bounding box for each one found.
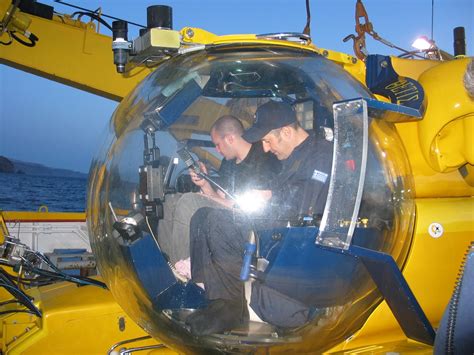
[197,171,237,202]
[25,265,107,289]
[0,267,42,317]
[54,1,146,28]
[0,31,12,45]
[10,31,38,47]
[18,280,54,288]
[0,268,19,287]
[71,11,112,31]
[0,262,54,286]
[0,300,22,307]
[20,252,107,289]
[53,11,67,24]
[0,282,31,295]
[16,263,24,291]
[0,309,36,316]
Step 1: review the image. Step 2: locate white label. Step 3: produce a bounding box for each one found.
[311,169,328,183]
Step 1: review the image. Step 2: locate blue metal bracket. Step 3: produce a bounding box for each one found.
[318,243,435,345]
[344,245,436,345]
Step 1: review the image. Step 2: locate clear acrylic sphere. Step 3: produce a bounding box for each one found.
[87,45,415,353]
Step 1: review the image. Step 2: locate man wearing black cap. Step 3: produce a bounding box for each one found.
[186,100,333,335]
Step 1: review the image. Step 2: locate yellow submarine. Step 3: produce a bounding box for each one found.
[0,0,473,354]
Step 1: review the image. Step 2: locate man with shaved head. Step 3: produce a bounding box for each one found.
[160,114,280,265]
[191,115,279,204]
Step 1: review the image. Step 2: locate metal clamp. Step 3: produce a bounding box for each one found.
[256,32,311,45]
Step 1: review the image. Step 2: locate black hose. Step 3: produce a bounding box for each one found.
[10,31,37,47]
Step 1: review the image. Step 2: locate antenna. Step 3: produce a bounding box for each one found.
[431,0,434,41]
[303,0,311,36]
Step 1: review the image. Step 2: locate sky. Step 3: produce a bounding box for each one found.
[0,0,472,173]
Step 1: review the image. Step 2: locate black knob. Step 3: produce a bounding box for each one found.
[453,26,466,56]
[147,5,172,30]
[112,20,128,40]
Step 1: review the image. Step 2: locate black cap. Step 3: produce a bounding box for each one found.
[242,101,297,143]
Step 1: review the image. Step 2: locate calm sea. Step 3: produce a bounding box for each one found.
[0,172,87,212]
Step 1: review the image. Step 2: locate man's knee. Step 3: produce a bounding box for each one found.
[191,207,213,227]
[174,193,200,220]
[208,215,247,255]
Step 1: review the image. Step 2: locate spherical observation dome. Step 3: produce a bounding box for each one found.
[87,44,415,353]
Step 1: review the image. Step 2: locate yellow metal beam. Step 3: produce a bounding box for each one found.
[0,0,153,101]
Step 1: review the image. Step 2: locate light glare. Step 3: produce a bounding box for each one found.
[236,191,266,213]
[412,36,432,50]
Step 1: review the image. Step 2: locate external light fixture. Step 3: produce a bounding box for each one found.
[412,36,433,51]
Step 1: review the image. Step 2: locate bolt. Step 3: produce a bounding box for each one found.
[186,28,194,38]
[271,233,282,241]
[381,60,388,68]
[322,50,329,57]
[118,317,126,332]
[351,57,357,64]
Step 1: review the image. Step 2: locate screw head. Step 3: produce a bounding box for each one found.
[186,28,194,38]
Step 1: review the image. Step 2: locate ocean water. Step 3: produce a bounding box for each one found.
[0,172,88,212]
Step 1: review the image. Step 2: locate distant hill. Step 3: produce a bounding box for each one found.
[0,156,87,179]
[0,156,15,173]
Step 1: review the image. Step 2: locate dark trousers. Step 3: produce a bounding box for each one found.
[190,207,250,301]
[189,207,314,328]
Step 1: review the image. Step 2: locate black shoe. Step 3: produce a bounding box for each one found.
[185,298,249,336]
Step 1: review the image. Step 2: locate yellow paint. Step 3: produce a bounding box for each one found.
[2,281,177,354]
[388,57,474,197]
[327,340,432,354]
[417,58,474,173]
[395,121,474,197]
[391,57,439,80]
[1,211,85,222]
[2,5,31,34]
[0,211,8,244]
[326,197,474,353]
